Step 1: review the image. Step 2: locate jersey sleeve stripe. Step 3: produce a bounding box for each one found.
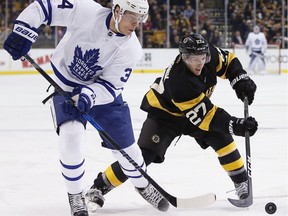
[171,93,205,111]
[146,90,183,116]
[198,105,217,131]
[47,0,52,25]
[52,63,79,88]
[96,77,123,91]
[36,0,52,25]
[94,80,117,99]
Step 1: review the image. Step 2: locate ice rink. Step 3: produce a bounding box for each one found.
[0,72,287,216]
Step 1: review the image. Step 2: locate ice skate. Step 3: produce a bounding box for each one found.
[83,186,105,212]
[83,172,114,212]
[68,192,88,216]
[234,180,248,199]
[136,183,169,212]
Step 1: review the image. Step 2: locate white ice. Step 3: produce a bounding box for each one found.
[0,73,287,216]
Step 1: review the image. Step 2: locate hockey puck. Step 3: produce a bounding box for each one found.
[265,202,277,214]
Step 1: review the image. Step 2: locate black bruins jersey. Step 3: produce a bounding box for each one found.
[141,45,247,135]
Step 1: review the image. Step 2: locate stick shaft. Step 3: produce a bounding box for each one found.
[244,97,253,199]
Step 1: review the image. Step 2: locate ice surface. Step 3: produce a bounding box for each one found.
[0,73,287,216]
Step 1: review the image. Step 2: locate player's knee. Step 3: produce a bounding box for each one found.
[112,144,145,169]
[59,121,84,135]
[58,121,85,156]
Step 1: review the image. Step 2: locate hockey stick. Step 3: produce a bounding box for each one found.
[24,54,216,208]
[228,96,253,207]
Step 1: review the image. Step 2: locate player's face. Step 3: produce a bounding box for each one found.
[119,11,143,36]
[183,54,207,76]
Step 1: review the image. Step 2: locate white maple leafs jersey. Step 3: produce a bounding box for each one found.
[245,32,268,53]
[17,0,143,105]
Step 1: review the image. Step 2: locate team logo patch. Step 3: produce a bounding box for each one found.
[151,134,160,143]
[183,38,189,43]
[69,46,103,81]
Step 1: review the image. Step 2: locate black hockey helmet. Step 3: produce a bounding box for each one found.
[179,33,211,63]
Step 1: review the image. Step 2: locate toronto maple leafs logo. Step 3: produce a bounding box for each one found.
[68,46,103,81]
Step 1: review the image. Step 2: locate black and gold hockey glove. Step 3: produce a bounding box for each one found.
[230,74,257,105]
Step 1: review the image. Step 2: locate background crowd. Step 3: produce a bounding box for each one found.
[0,0,287,48]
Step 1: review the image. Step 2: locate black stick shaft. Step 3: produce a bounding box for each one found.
[244,97,253,201]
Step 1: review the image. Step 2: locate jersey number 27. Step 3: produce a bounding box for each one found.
[186,102,207,125]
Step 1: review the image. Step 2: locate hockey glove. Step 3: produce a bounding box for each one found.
[230,116,258,137]
[230,74,257,105]
[62,86,96,116]
[3,21,38,60]
[76,86,96,112]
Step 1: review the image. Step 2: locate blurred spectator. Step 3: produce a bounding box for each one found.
[170,28,180,48]
[144,34,154,48]
[273,32,288,48]
[34,26,55,48]
[152,12,166,30]
[151,30,166,47]
[210,29,221,47]
[200,29,208,40]
[273,31,283,46]
[0,27,11,47]
[183,5,195,21]
[143,15,152,31]
[57,27,66,40]
[0,7,5,26]
[232,30,244,45]
[198,2,208,26]
[43,26,53,40]
[175,13,191,36]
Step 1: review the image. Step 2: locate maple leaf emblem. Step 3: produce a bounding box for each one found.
[69,46,103,81]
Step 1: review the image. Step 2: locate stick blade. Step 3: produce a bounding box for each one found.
[227,195,253,208]
[176,193,216,208]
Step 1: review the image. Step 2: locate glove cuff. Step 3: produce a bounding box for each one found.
[230,74,249,89]
[13,21,38,43]
[81,86,96,108]
[228,117,235,135]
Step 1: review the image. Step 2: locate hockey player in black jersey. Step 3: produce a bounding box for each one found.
[83,33,258,211]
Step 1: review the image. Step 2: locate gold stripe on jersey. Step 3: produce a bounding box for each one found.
[217,52,237,79]
[104,165,123,187]
[198,105,217,131]
[228,53,236,63]
[172,93,205,111]
[222,158,244,172]
[222,52,237,78]
[146,90,183,116]
[216,54,223,73]
[216,142,237,157]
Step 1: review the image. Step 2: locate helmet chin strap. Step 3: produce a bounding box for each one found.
[113,12,123,34]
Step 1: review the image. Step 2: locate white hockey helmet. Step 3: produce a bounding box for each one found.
[112,0,149,23]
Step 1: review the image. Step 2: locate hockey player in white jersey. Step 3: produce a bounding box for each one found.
[3,0,169,215]
[245,25,268,74]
